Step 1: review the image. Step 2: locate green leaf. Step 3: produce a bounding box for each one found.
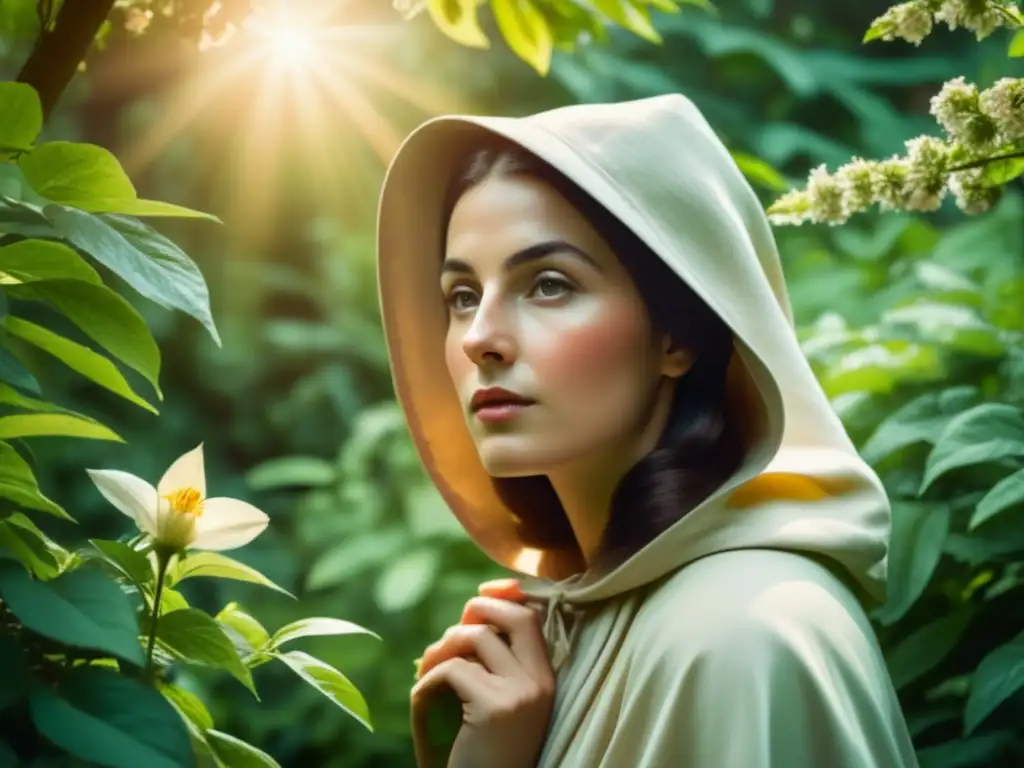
[491,0,554,75]
[0,559,145,666]
[7,511,71,565]
[0,238,102,284]
[274,650,372,731]
[730,150,787,191]
[0,382,81,414]
[0,440,73,519]
[0,343,40,394]
[427,0,491,48]
[0,412,123,442]
[0,627,31,710]
[270,617,381,650]
[964,632,1024,735]
[89,539,153,586]
[821,340,944,398]
[970,468,1024,530]
[0,519,59,578]
[18,142,220,222]
[216,602,272,656]
[28,666,193,768]
[158,682,214,731]
[882,301,1005,357]
[4,315,156,414]
[0,82,43,152]
[155,608,256,695]
[886,610,972,690]
[1010,28,1024,57]
[206,729,282,768]
[920,404,1024,494]
[0,194,55,239]
[593,0,662,42]
[168,551,294,598]
[245,456,337,490]
[874,502,950,626]
[306,529,407,591]
[45,208,221,346]
[860,387,977,465]
[374,547,440,612]
[980,156,1024,187]
[8,279,162,396]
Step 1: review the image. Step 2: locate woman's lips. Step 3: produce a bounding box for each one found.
[474,402,534,424]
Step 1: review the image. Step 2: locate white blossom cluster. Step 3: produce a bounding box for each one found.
[867,0,1015,45]
[769,75,1023,225]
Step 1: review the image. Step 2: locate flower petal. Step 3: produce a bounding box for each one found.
[158,443,206,498]
[193,497,269,551]
[86,469,159,536]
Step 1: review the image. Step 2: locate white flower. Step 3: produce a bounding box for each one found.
[979,77,1024,143]
[766,188,812,226]
[835,158,877,216]
[873,156,911,211]
[904,136,949,212]
[948,167,1001,214]
[930,77,1001,151]
[806,164,847,225]
[934,0,1005,40]
[872,1,935,45]
[87,444,270,553]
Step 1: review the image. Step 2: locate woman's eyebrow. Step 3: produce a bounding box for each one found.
[440,240,602,277]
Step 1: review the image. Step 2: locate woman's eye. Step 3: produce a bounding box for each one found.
[532,276,572,300]
[446,289,478,312]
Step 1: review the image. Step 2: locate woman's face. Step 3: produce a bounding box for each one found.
[441,172,688,477]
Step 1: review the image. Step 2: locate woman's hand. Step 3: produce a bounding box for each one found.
[411,579,555,768]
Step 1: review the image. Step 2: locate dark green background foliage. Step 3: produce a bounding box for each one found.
[1,0,1022,765]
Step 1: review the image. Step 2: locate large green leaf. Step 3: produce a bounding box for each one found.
[920,404,1024,494]
[964,631,1024,735]
[0,342,40,394]
[882,301,1005,357]
[269,617,381,650]
[0,440,73,519]
[45,208,221,346]
[0,194,54,238]
[0,412,123,442]
[206,729,282,768]
[4,315,156,414]
[0,634,30,710]
[168,551,293,598]
[592,0,662,43]
[886,610,972,690]
[158,682,214,731]
[427,0,491,47]
[491,0,554,75]
[28,666,193,768]
[216,602,272,657]
[860,387,977,465]
[245,456,337,490]
[155,608,256,695]
[274,650,372,731]
[874,501,950,626]
[8,279,162,396]
[970,468,1024,530]
[88,539,154,587]
[0,238,102,284]
[18,142,220,221]
[0,82,42,153]
[0,519,59,579]
[0,560,145,666]
[821,340,944,398]
[6,512,71,568]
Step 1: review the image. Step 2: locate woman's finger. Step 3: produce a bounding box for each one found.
[410,657,490,768]
[418,623,520,679]
[459,596,552,685]
[477,578,529,602]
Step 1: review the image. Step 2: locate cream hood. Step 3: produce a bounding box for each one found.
[376,94,891,622]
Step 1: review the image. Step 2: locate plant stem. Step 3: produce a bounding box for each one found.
[949,150,1024,173]
[145,548,172,679]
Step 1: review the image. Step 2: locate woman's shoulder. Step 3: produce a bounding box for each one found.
[627,548,884,669]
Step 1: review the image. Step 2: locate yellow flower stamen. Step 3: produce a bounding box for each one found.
[164,487,205,517]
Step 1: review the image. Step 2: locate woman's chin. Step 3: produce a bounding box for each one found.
[476,437,565,478]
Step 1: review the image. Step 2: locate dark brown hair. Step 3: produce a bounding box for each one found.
[445,140,745,573]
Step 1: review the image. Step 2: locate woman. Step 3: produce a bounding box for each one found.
[376,94,918,767]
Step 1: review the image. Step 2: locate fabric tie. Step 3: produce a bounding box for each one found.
[538,589,581,673]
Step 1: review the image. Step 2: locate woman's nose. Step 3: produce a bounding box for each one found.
[461,300,517,366]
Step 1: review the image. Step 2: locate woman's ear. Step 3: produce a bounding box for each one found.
[660,336,693,379]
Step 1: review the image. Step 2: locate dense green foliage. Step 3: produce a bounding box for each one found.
[1,0,1022,766]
